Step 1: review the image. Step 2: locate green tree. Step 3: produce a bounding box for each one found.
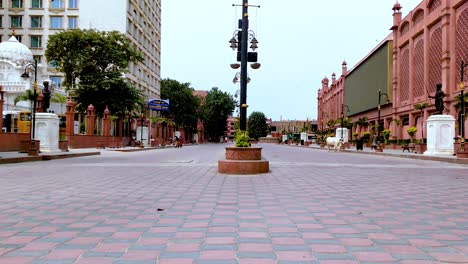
[201,87,236,142]
[414,102,429,141]
[160,78,201,133]
[46,29,144,116]
[247,111,269,140]
[14,90,37,108]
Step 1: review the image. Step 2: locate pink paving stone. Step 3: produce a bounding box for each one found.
[121,250,160,260]
[1,236,38,244]
[320,261,359,264]
[88,227,117,233]
[138,237,170,245]
[199,250,236,260]
[125,223,153,228]
[400,261,438,264]
[239,258,276,264]
[0,256,35,264]
[328,227,359,234]
[0,248,13,256]
[277,251,314,261]
[296,224,324,230]
[45,249,85,259]
[166,243,200,252]
[340,238,374,246]
[46,231,79,238]
[22,242,59,250]
[50,219,75,224]
[268,227,297,233]
[29,226,58,232]
[320,219,348,225]
[0,231,18,237]
[182,222,209,228]
[159,259,194,264]
[310,244,347,253]
[239,232,268,238]
[150,227,178,233]
[208,227,237,233]
[390,229,419,235]
[383,245,421,253]
[238,243,273,252]
[303,232,335,239]
[408,239,445,247]
[205,237,236,244]
[454,245,468,254]
[211,218,236,223]
[368,233,399,240]
[354,252,395,262]
[239,223,268,228]
[431,234,463,240]
[68,237,103,245]
[94,243,128,252]
[272,237,305,245]
[103,219,130,225]
[187,214,211,220]
[429,253,468,263]
[111,232,143,239]
[175,232,204,239]
[74,257,115,264]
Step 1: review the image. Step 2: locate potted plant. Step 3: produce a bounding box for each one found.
[362,132,371,146]
[407,126,417,143]
[382,129,391,145]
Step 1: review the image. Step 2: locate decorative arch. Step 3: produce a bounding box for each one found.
[428,26,442,94]
[428,0,442,13]
[400,21,410,36]
[412,39,425,98]
[456,6,468,84]
[413,9,425,26]
[400,48,410,102]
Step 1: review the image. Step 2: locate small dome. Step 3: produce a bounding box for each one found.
[393,1,402,11]
[0,36,33,64]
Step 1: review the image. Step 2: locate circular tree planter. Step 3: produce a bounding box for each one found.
[218,146,269,174]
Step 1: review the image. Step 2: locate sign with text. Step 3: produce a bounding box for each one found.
[148,99,169,111]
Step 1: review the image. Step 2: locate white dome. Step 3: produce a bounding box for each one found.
[0,36,33,64]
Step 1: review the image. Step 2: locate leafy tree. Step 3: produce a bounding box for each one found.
[201,87,236,142]
[247,111,269,140]
[414,102,429,141]
[14,90,37,108]
[160,78,201,133]
[46,29,144,116]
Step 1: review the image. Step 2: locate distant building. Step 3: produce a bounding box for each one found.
[1,0,161,103]
[318,0,468,141]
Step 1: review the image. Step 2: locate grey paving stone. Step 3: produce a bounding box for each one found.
[237,252,277,259]
[314,253,356,260]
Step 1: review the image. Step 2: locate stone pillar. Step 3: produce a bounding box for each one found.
[0,85,4,134]
[65,99,75,136]
[86,104,95,136]
[424,115,455,156]
[103,107,110,137]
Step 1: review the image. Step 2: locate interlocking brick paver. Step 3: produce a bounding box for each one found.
[0,144,468,263]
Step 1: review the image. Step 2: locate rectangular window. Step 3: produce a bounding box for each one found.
[68,0,77,8]
[31,16,42,28]
[68,16,77,28]
[9,35,22,42]
[50,76,62,88]
[0,16,2,28]
[10,16,22,28]
[51,0,63,8]
[50,16,62,29]
[30,35,41,48]
[31,0,42,8]
[11,0,23,8]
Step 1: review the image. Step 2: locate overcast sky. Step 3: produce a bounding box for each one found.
[161,0,421,121]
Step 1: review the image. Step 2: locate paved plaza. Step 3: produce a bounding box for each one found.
[0,143,467,264]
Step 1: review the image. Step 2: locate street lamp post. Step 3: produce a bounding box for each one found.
[377,89,389,145]
[21,60,38,156]
[460,61,468,152]
[229,0,260,131]
[340,104,350,140]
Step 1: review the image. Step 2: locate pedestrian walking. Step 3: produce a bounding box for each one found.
[179,136,184,148]
[175,136,179,148]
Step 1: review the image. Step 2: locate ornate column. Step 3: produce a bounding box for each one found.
[103,107,110,137]
[86,104,95,135]
[65,99,75,136]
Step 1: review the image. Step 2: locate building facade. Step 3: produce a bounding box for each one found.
[318,0,468,141]
[0,0,161,106]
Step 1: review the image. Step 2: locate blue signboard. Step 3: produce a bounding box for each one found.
[148,99,169,111]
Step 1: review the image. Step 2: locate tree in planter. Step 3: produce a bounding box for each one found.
[247,111,269,141]
[454,92,468,137]
[414,102,429,142]
[390,118,402,144]
[361,132,371,143]
[352,132,359,140]
[382,129,391,144]
[407,126,418,143]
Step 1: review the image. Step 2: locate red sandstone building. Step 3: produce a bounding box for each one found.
[318,0,468,141]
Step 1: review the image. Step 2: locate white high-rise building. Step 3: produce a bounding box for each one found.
[0,0,161,99]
